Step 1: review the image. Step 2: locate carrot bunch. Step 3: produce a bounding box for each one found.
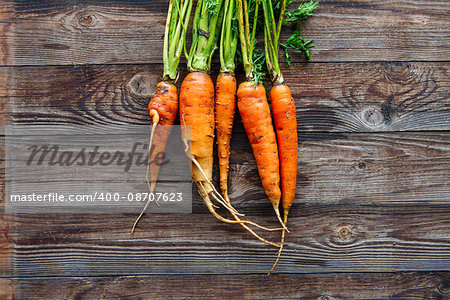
[130,0,319,275]
[213,0,282,246]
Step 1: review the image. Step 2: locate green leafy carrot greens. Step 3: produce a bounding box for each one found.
[280,0,318,64]
[131,0,193,233]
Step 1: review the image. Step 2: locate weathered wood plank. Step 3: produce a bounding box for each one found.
[1,272,447,299]
[0,278,16,300]
[0,133,12,278]
[0,66,9,134]
[0,0,449,65]
[6,63,449,132]
[0,2,13,66]
[3,204,449,276]
[0,212,12,277]
[2,130,449,207]
[228,131,450,207]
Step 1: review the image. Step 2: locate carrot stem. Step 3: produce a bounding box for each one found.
[262,0,283,84]
[237,0,261,80]
[188,0,224,73]
[250,0,259,49]
[219,0,238,73]
[164,0,193,81]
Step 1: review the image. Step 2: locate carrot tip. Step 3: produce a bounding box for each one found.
[267,230,284,276]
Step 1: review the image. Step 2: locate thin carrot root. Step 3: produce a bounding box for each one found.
[147,110,160,209]
[197,182,281,248]
[229,213,281,247]
[210,193,281,232]
[191,157,244,217]
[131,110,160,234]
[267,211,288,276]
[192,157,282,233]
[194,157,283,247]
[220,192,284,246]
[273,203,289,233]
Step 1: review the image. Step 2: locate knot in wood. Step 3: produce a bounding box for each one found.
[338,226,352,240]
[438,281,450,296]
[128,73,158,98]
[361,106,384,128]
[76,11,97,28]
[357,162,366,170]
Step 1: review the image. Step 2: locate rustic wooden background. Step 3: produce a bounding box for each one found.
[1,0,449,298]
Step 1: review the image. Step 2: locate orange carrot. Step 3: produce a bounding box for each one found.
[237,82,287,230]
[147,81,179,190]
[271,83,297,217]
[215,72,236,202]
[263,0,315,274]
[267,83,298,274]
[180,71,215,190]
[131,81,178,233]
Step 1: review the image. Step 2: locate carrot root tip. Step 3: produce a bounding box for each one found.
[131,113,161,233]
[196,182,281,248]
[191,157,244,216]
[267,214,289,276]
[273,204,289,232]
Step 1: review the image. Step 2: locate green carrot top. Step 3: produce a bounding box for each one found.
[219,0,238,73]
[163,0,193,81]
[187,0,224,73]
[262,0,318,84]
[236,0,259,81]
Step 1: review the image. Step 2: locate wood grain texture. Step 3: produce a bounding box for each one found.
[3,63,450,207]
[0,272,446,299]
[1,0,449,297]
[0,278,16,300]
[2,130,449,208]
[3,204,449,276]
[6,62,449,132]
[0,0,449,65]
[0,212,12,277]
[227,131,450,207]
